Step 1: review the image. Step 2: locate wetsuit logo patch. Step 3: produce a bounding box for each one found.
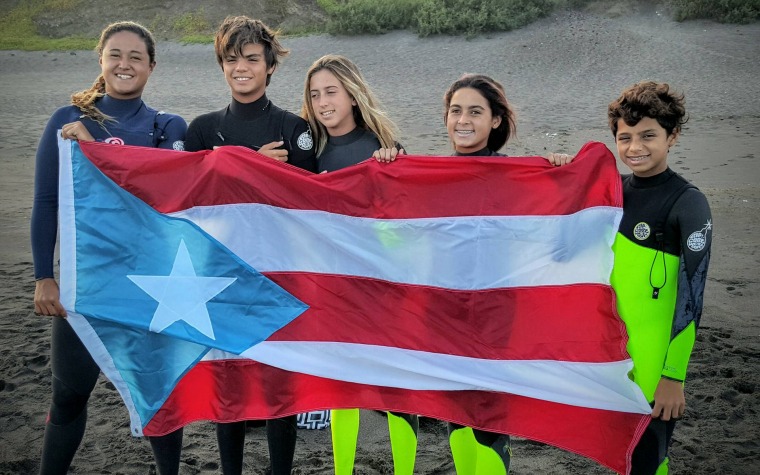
[172,140,185,151]
[633,222,651,240]
[297,131,313,150]
[687,219,712,252]
[105,137,125,145]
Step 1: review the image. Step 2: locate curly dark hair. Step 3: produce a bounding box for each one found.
[608,81,688,137]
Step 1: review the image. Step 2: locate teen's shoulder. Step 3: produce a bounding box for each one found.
[48,105,84,125]
[188,108,225,128]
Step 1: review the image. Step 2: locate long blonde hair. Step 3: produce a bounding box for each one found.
[70,21,156,124]
[301,54,399,156]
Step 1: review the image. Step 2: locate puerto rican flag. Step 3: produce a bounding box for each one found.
[58,138,650,474]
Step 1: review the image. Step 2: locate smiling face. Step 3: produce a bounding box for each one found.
[446,87,502,154]
[222,42,275,103]
[615,117,678,177]
[99,30,154,100]
[309,69,357,137]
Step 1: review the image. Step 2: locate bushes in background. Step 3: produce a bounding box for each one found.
[669,0,760,23]
[318,0,559,37]
[318,0,760,36]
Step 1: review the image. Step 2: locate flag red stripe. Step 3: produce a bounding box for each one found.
[264,273,627,362]
[145,360,647,474]
[80,141,622,218]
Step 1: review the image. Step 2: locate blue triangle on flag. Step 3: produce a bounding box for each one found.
[67,143,308,428]
[72,143,308,354]
[85,317,209,432]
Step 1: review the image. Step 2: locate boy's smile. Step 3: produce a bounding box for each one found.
[615,117,679,177]
[222,43,274,103]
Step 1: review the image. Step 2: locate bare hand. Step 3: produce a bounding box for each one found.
[258,141,289,162]
[651,378,685,421]
[546,152,574,166]
[60,121,95,142]
[373,147,405,163]
[34,278,67,317]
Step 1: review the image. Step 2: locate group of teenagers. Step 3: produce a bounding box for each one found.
[31,14,712,475]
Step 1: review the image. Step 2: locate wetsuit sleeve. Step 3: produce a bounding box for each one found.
[184,116,210,152]
[31,108,71,279]
[662,189,712,382]
[285,118,317,172]
[157,114,187,150]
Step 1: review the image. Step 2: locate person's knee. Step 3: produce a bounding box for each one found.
[149,430,184,475]
[48,376,90,425]
[447,421,465,435]
[389,412,418,427]
[473,429,503,447]
[268,416,297,435]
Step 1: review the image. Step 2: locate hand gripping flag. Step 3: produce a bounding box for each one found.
[58,138,651,474]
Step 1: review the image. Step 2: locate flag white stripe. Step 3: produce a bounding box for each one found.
[173,204,622,290]
[57,136,76,311]
[208,342,650,415]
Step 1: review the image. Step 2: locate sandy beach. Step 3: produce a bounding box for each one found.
[1,5,759,474]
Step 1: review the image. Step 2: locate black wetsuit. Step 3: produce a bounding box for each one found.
[452,147,503,158]
[317,127,387,172]
[183,94,315,475]
[31,95,187,475]
[185,94,317,173]
[612,169,712,474]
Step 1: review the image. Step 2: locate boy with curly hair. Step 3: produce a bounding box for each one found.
[608,81,712,474]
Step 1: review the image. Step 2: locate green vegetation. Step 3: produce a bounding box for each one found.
[0,0,97,50]
[0,0,757,51]
[316,0,598,36]
[317,0,420,34]
[317,0,760,35]
[669,0,760,23]
[415,0,555,37]
[145,8,215,45]
[172,10,210,35]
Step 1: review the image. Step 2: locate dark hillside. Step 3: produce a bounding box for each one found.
[27,0,326,39]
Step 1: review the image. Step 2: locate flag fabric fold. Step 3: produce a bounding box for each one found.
[58,139,649,473]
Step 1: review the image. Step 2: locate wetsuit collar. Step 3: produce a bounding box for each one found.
[328,126,366,146]
[229,94,271,120]
[98,94,145,116]
[454,147,494,157]
[628,168,677,188]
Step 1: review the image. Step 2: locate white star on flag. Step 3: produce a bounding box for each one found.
[128,239,236,340]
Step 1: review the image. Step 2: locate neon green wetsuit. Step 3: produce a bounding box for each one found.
[611,169,712,474]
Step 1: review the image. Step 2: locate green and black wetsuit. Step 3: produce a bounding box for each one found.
[611,168,712,474]
[317,126,418,475]
[447,147,512,475]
